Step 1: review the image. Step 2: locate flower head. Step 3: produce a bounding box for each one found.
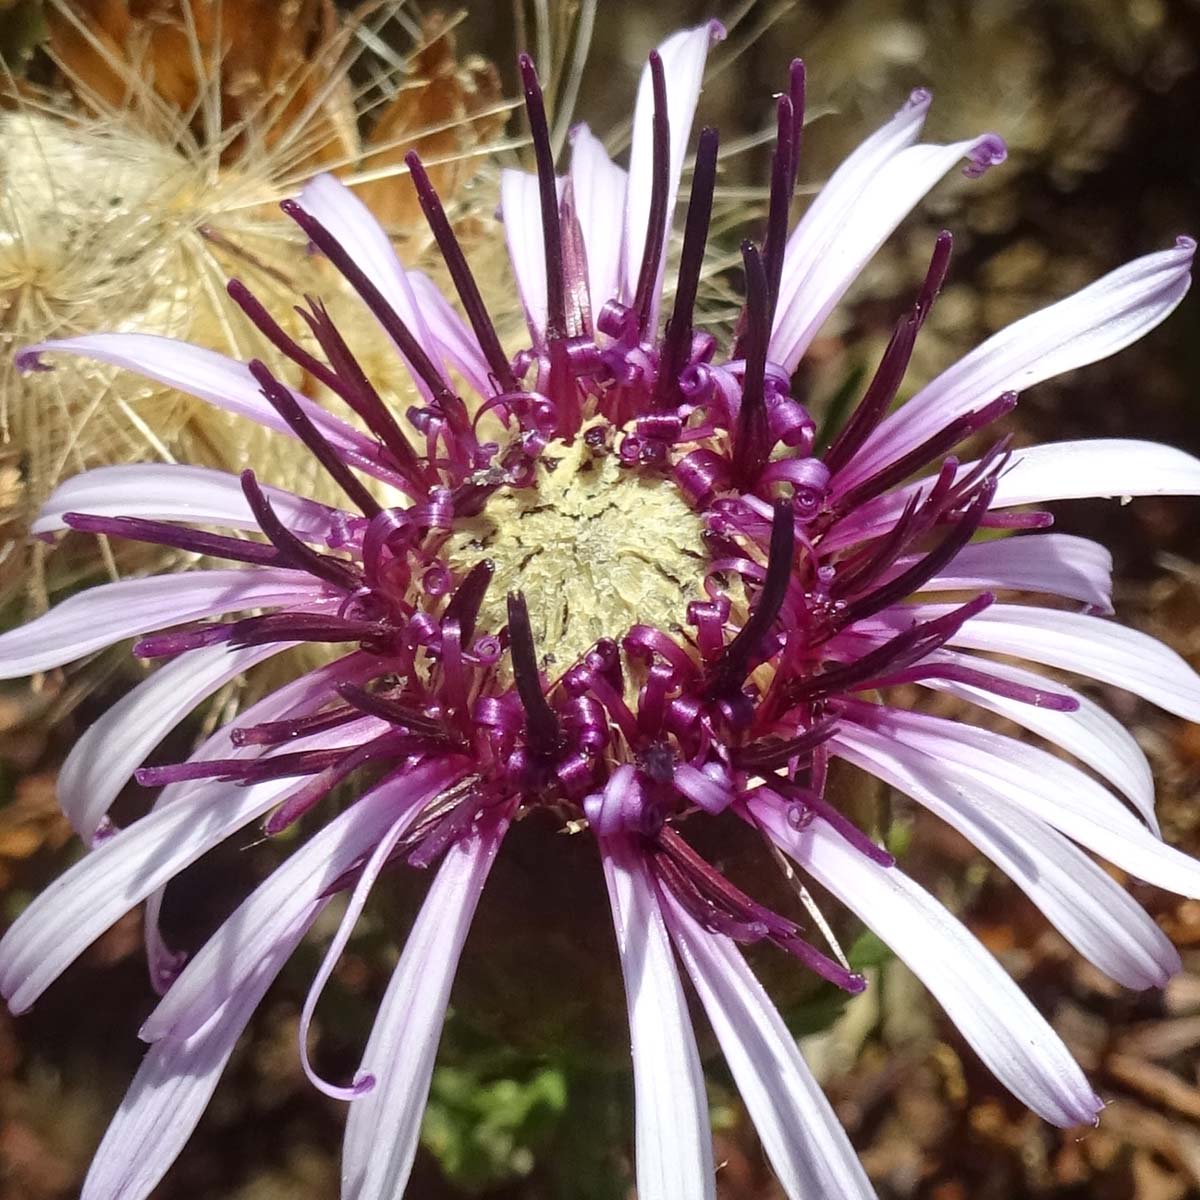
[2,20,1200,1200]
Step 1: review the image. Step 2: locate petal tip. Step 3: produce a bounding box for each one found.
[0,971,30,1015]
[963,133,1008,178]
[298,171,346,204]
[905,86,933,113]
[15,345,50,373]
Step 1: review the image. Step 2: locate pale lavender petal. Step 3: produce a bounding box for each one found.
[833,726,1180,989]
[920,649,1157,833]
[297,174,444,397]
[17,333,384,475]
[769,89,932,368]
[0,772,308,1014]
[842,238,1196,490]
[500,168,565,339]
[80,910,313,1200]
[0,568,325,678]
[823,437,1200,554]
[59,641,290,844]
[769,132,1006,372]
[852,705,1200,899]
[152,654,377,811]
[923,533,1112,611]
[989,439,1200,508]
[754,802,1102,1127]
[662,896,876,1200]
[141,760,461,1043]
[602,835,715,1200]
[0,702,386,1015]
[33,464,343,541]
[569,123,628,312]
[342,821,507,1200]
[622,22,724,325]
[143,884,185,996]
[297,773,464,1100]
[925,601,1200,722]
[297,812,410,1099]
[405,270,493,397]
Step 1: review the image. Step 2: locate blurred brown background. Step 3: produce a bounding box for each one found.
[3,1,1200,1197]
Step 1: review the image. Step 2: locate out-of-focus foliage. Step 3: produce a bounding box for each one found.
[422,1024,568,1193]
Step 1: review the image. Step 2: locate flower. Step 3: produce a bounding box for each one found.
[2,19,1200,1200]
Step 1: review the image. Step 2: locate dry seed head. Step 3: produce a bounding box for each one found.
[0,1,508,609]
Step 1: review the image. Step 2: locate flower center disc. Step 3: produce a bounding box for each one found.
[447,431,708,668]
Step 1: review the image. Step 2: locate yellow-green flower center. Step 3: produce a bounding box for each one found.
[447,432,708,668]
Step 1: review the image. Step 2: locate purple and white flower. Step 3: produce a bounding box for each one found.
[2,21,1199,1200]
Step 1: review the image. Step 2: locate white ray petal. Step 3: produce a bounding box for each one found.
[33,463,343,541]
[833,726,1179,989]
[923,532,1112,611]
[847,703,1200,898]
[60,641,290,844]
[842,238,1195,489]
[297,173,444,397]
[569,124,628,313]
[0,568,324,678]
[663,896,876,1199]
[919,649,1157,833]
[500,168,568,340]
[754,802,1101,1127]
[823,438,1200,554]
[1,774,299,1014]
[142,760,463,1043]
[602,835,715,1200]
[18,333,384,476]
[622,22,724,328]
[81,910,314,1200]
[771,132,1006,371]
[991,439,1200,508]
[405,270,492,398]
[342,821,506,1200]
[923,601,1200,722]
[916,648,1152,835]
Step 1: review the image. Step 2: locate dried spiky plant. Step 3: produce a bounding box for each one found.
[0,0,509,611]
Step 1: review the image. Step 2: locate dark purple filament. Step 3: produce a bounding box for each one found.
[291,295,430,490]
[730,241,771,490]
[280,199,471,439]
[62,512,279,567]
[706,499,794,698]
[506,590,562,757]
[441,559,495,646]
[632,51,671,336]
[239,469,359,590]
[517,54,567,344]
[762,93,797,317]
[657,126,719,407]
[247,359,382,518]
[822,233,952,476]
[405,150,518,392]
